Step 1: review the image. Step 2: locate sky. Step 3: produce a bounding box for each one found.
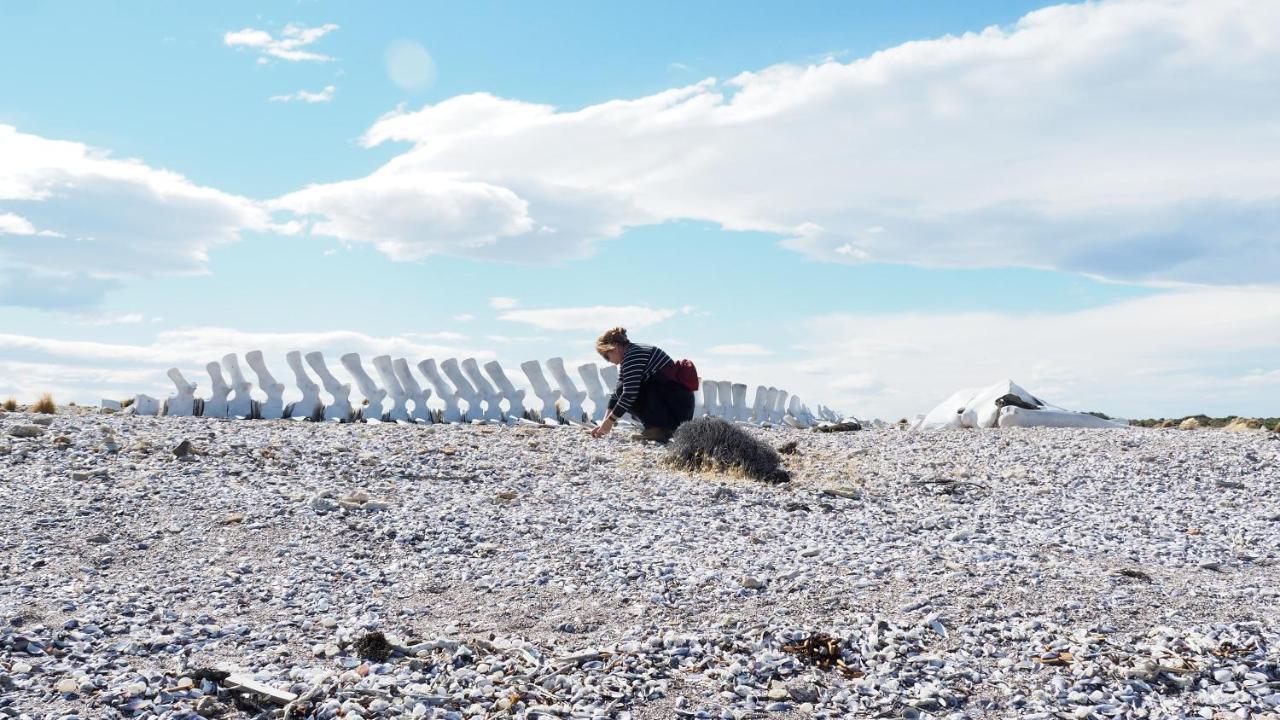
[1,0,1278,421]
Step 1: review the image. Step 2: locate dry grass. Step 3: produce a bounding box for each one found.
[31,393,57,414]
[121,397,135,408]
[1,397,17,412]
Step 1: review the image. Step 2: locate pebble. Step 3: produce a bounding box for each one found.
[1,413,1277,719]
[7,425,44,438]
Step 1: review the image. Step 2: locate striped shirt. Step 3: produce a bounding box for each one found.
[607,343,673,420]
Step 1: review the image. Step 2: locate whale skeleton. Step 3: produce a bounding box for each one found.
[140,352,830,428]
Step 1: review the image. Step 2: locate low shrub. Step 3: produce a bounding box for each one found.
[32,393,56,414]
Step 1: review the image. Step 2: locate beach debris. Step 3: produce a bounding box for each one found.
[224,672,298,705]
[354,631,394,662]
[815,421,862,433]
[916,379,1124,430]
[667,417,790,483]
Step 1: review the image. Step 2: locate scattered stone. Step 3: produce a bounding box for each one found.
[822,486,861,500]
[195,696,225,718]
[30,416,54,427]
[172,439,193,457]
[221,512,245,524]
[7,425,44,438]
[1,413,1278,719]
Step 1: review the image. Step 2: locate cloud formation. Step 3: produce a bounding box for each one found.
[281,0,1280,285]
[224,23,339,63]
[783,287,1280,420]
[269,85,336,103]
[497,305,683,331]
[0,125,271,308]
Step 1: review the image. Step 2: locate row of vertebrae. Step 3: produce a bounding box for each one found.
[148,351,839,427]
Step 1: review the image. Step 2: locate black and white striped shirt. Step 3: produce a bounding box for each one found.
[607,343,673,420]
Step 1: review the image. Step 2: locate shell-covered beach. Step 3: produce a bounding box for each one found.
[2,411,1279,719]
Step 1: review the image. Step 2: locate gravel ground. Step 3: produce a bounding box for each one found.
[2,409,1279,719]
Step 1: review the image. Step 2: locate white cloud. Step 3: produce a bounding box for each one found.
[280,0,1280,285]
[497,305,681,331]
[453,313,475,322]
[1242,369,1280,386]
[224,23,338,63]
[269,85,336,103]
[488,296,518,310]
[0,125,270,309]
[0,211,60,236]
[778,287,1280,420]
[70,312,147,326]
[708,343,771,356]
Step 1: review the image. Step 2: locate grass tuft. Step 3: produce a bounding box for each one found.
[1,397,16,412]
[32,393,56,414]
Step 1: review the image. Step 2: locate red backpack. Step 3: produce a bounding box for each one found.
[661,358,701,392]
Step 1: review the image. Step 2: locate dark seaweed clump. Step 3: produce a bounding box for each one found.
[667,417,790,484]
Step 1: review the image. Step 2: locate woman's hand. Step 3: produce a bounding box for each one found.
[590,416,615,438]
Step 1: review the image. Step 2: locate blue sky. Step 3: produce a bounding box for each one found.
[1,0,1278,419]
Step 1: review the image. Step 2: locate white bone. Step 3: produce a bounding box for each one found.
[245,350,286,420]
[692,384,704,419]
[786,395,813,428]
[372,355,411,422]
[601,364,619,393]
[577,362,609,423]
[393,358,434,423]
[341,353,387,422]
[521,360,562,423]
[730,383,748,422]
[759,387,778,424]
[441,358,483,422]
[204,362,230,418]
[997,406,1125,428]
[305,351,353,422]
[419,359,463,423]
[750,385,769,423]
[165,368,197,417]
[546,357,587,423]
[131,393,160,416]
[771,389,789,424]
[222,353,255,418]
[700,380,719,418]
[461,358,504,422]
[483,360,526,421]
[715,381,733,419]
[285,350,323,420]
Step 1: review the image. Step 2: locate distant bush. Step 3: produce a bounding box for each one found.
[32,393,56,414]
[1,397,16,412]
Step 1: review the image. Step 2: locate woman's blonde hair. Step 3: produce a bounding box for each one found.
[595,326,630,357]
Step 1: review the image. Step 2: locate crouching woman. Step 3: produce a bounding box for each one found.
[590,327,694,442]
